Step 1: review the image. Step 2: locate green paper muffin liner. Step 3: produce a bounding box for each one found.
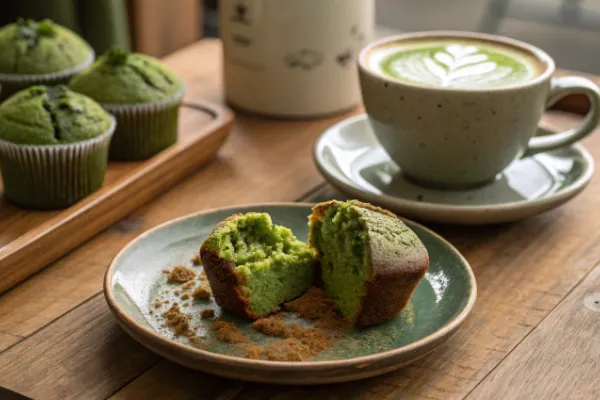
[0,116,115,210]
[0,48,95,102]
[103,88,186,161]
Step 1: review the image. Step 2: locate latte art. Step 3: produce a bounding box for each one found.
[377,42,538,89]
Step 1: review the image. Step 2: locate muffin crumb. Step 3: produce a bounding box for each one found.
[213,320,251,344]
[191,254,202,265]
[181,293,190,300]
[245,346,265,360]
[252,316,334,355]
[167,266,196,283]
[284,287,350,329]
[192,285,211,299]
[162,303,192,337]
[181,281,196,291]
[200,309,215,319]
[261,338,313,361]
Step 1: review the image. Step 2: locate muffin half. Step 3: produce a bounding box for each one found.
[309,200,429,326]
[200,213,316,319]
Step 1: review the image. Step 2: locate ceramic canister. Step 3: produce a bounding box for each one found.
[220,0,375,118]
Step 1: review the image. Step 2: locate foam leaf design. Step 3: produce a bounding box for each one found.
[388,44,526,88]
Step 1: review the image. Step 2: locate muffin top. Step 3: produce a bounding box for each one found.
[69,47,184,104]
[0,19,91,75]
[0,85,112,145]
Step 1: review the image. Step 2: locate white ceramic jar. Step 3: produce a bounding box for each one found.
[220,0,375,118]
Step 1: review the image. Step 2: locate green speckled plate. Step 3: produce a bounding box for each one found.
[104,203,476,384]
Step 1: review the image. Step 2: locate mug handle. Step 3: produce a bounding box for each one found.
[524,76,600,157]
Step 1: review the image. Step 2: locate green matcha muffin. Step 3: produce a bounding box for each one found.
[309,200,429,326]
[0,19,94,101]
[200,213,316,319]
[70,47,185,160]
[0,85,115,209]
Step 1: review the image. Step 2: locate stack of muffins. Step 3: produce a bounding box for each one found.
[0,19,186,210]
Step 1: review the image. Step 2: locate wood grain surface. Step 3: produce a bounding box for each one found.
[466,263,600,400]
[0,332,20,352]
[0,99,232,295]
[0,294,160,400]
[0,40,599,400]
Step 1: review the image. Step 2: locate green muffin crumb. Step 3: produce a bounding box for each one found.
[202,213,316,317]
[0,85,112,145]
[0,19,91,74]
[70,46,184,104]
[309,203,371,320]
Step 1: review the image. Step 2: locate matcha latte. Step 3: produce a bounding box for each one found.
[366,38,546,89]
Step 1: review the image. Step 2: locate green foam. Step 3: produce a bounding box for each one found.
[379,41,533,88]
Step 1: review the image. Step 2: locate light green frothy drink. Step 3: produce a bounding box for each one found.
[374,40,543,89]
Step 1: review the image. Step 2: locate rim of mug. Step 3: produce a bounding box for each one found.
[358,30,556,92]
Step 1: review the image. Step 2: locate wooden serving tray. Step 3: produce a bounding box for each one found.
[0,99,234,294]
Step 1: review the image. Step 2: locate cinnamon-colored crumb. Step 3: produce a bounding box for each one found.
[199,270,207,280]
[191,253,202,265]
[252,316,333,355]
[288,325,333,353]
[245,346,265,360]
[162,269,170,274]
[167,266,196,283]
[213,320,251,344]
[153,300,163,309]
[284,287,336,319]
[181,293,190,300]
[162,303,193,337]
[189,336,204,345]
[262,338,313,361]
[200,309,215,319]
[181,281,196,291]
[284,287,350,329]
[251,316,289,337]
[192,285,211,299]
[174,289,180,296]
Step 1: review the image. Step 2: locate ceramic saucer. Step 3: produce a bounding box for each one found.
[314,114,594,225]
[105,203,476,384]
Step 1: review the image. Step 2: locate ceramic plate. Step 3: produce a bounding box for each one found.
[314,114,594,225]
[104,203,476,385]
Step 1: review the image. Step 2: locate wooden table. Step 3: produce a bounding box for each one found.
[0,39,599,400]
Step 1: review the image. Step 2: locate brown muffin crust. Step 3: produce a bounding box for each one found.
[200,247,261,319]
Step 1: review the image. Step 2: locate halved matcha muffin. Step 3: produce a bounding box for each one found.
[309,200,429,326]
[0,19,94,101]
[200,213,316,319]
[70,47,185,160]
[0,85,114,209]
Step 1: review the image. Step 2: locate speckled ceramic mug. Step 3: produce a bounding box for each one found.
[358,31,600,189]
